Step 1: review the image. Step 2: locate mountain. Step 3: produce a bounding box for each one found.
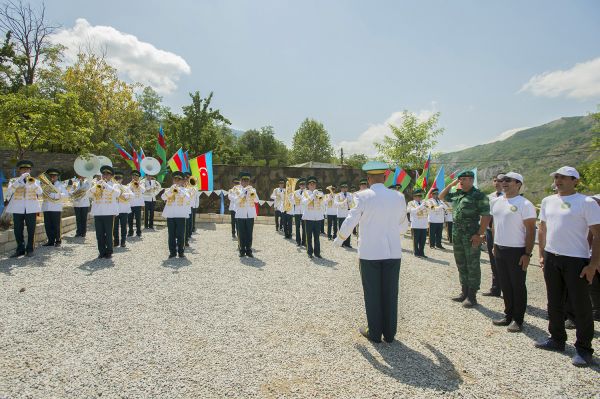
[437,115,598,202]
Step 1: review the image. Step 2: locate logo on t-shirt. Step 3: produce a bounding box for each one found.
[561,202,571,209]
[510,205,518,212]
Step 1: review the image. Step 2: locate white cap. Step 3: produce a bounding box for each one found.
[498,172,524,184]
[549,166,580,179]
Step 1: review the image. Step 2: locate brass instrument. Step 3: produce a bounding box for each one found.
[326,185,335,195]
[315,190,324,200]
[141,178,162,197]
[133,181,140,188]
[70,179,89,201]
[27,176,36,184]
[189,177,197,187]
[283,177,299,213]
[38,173,62,203]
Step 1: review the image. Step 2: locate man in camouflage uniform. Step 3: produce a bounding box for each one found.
[439,170,491,308]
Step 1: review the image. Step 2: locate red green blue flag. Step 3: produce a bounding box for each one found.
[168,148,186,172]
[189,151,214,191]
[110,139,136,170]
[384,166,411,192]
[427,165,445,198]
[415,153,431,190]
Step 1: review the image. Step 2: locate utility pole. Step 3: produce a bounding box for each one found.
[340,148,344,166]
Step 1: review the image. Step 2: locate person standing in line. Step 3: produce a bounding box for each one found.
[407,189,429,258]
[89,165,121,259]
[232,172,259,257]
[535,166,600,367]
[70,173,91,238]
[292,178,307,247]
[489,172,537,333]
[483,174,504,297]
[427,188,447,250]
[335,182,353,248]
[41,168,68,248]
[127,170,145,238]
[334,161,408,343]
[270,178,286,232]
[228,177,241,238]
[112,171,133,248]
[325,185,338,240]
[161,171,191,259]
[143,175,161,230]
[301,176,324,259]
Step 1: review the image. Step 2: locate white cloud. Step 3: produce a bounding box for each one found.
[50,18,191,94]
[484,126,529,144]
[520,57,600,100]
[337,109,436,157]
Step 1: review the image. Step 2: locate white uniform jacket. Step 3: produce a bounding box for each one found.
[41,181,68,212]
[301,190,325,221]
[5,176,43,214]
[232,186,259,219]
[69,179,91,208]
[142,179,161,202]
[407,200,429,229]
[89,180,121,216]
[427,198,447,223]
[228,186,241,212]
[291,189,306,216]
[325,193,337,216]
[116,184,133,214]
[270,188,285,212]
[335,192,353,218]
[338,183,408,260]
[161,186,191,218]
[128,181,146,207]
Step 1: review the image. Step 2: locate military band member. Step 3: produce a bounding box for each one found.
[191,175,200,234]
[6,160,42,258]
[184,172,196,245]
[41,168,68,247]
[292,178,307,247]
[89,165,121,259]
[143,175,161,230]
[127,170,145,237]
[228,177,241,238]
[113,171,132,248]
[271,178,286,232]
[232,172,259,257]
[318,186,326,235]
[70,174,91,238]
[325,185,338,240]
[301,176,324,259]
[335,182,353,248]
[282,178,293,239]
[161,171,191,258]
[334,161,408,343]
[407,189,429,258]
[427,188,447,249]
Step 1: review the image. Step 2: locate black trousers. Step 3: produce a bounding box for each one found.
[191,207,198,232]
[446,222,453,243]
[74,206,89,236]
[412,228,427,256]
[167,217,186,256]
[144,201,155,228]
[320,219,325,234]
[294,214,306,245]
[43,211,62,245]
[429,222,444,248]
[543,251,594,354]
[94,215,115,256]
[128,206,142,236]
[327,215,338,239]
[274,210,282,231]
[486,228,501,293]
[236,218,254,255]
[337,217,351,246]
[283,212,293,238]
[360,258,401,342]
[13,212,37,254]
[230,210,237,236]
[495,245,527,324]
[305,220,321,256]
[186,213,192,241]
[113,213,128,244]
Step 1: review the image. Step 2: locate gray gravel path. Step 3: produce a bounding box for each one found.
[0,223,598,398]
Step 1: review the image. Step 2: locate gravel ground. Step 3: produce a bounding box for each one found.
[0,222,599,399]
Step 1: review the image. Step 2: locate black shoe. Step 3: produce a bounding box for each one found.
[315,254,322,259]
[297,243,302,247]
[572,351,594,367]
[42,242,54,247]
[25,252,33,257]
[492,317,511,326]
[534,338,565,352]
[54,241,61,247]
[120,243,126,248]
[383,337,394,343]
[308,254,313,259]
[247,253,254,258]
[462,288,477,308]
[359,327,381,343]
[127,232,133,237]
[98,254,105,259]
[9,252,25,258]
[565,319,576,329]
[104,253,112,259]
[113,241,119,247]
[178,253,186,258]
[452,286,468,302]
[482,290,501,297]
[239,253,245,257]
[168,254,176,258]
[507,321,522,333]
[436,246,445,250]
[185,242,190,247]
[137,234,142,238]
[421,254,428,258]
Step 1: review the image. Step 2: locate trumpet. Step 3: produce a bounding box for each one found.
[133,181,140,188]
[325,185,335,195]
[27,176,36,184]
[189,177,197,187]
[315,190,324,199]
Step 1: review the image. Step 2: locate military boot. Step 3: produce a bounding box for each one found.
[462,288,478,308]
[451,286,468,302]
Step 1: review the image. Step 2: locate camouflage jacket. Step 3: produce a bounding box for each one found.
[446,187,490,226]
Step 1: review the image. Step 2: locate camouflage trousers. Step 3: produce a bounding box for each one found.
[452,224,482,290]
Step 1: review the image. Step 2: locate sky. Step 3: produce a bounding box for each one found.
[32,0,600,156]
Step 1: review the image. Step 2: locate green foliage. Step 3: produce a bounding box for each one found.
[578,109,600,193]
[344,153,369,169]
[238,126,289,166]
[290,118,334,164]
[375,111,444,170]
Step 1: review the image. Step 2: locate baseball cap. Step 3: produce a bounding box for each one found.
[498,172,524,184]
[549,166,579,179]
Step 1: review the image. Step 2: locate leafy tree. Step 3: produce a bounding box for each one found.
[290,118,334,164]
[578,107,600,193]
[375,110,444,169]
[344,153,369,169]
[179,91,230,154]
[238,126,289,166]
[0,31,23,93]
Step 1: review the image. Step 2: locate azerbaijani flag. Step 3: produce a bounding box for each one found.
[189,151,214,191]
[445,169,460,185]
[155,125,168,182]
[111,139,136,170]
[168,148,186,172]
[427,165,445,198]
[138,148,146,177]
[384,166,411,192]
[415,153,431,190]
[183,150,190,173]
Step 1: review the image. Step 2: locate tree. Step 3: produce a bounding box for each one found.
[344,153,369,169]
[179,91,230,155]
[238,126,289,166]
[290,118,334,164]
[375,111,444,169]
[578,107,600,193]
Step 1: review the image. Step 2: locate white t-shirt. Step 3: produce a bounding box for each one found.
[491,195,537,248]
[540,193,600,258]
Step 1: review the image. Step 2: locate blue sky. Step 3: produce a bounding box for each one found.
[36,0,600,155]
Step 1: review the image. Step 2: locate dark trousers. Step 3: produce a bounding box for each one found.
[113,212,128,244]
[486,228,501,294]
[446,222,453,243]
[360,258,401,342]
[327,215,338,239]
[305,220,321,256]
[543,251,594,354]
[236,218,254,255]
[320,219,325,234]
[429,222,444,248]
[275,210,282,231]
[167,217,186,256]
[191,207,198,232]
[144,201,155,228]
[13,212,37,254]
[294,214,306,245]
[74,206,89,236]
[412,228,427,256]
[43,211,62,244]
[283,212,293,238]
[230,210,237,236]
[495,245,527,324]
[128,206,142,236]
[337,217,351,247]
[94,215,115,256]
[186,213,192,241]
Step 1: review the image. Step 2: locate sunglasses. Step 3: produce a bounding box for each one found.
[499,178,518,183]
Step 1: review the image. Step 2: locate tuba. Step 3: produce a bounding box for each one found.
[74,154,100,178]
[283,178,298,213]
[38,173,62,203]
[141,157,161,176]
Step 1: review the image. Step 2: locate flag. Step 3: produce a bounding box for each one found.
[168,148,186,172]
[110,139,136,170]
[189,151,214,191]
[127,141,140,172]
[427,165,445,198]
[473,167,478,188]
[155,125,168,183]
[444,169,460,185]
[384,166,411,192]
[219,192,225,215]
[0,170,5,214]
[415,153,431,190]
[183,150,190,173]
[138,148,146,177]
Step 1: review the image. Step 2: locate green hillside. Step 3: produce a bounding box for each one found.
[437,115,598,203]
